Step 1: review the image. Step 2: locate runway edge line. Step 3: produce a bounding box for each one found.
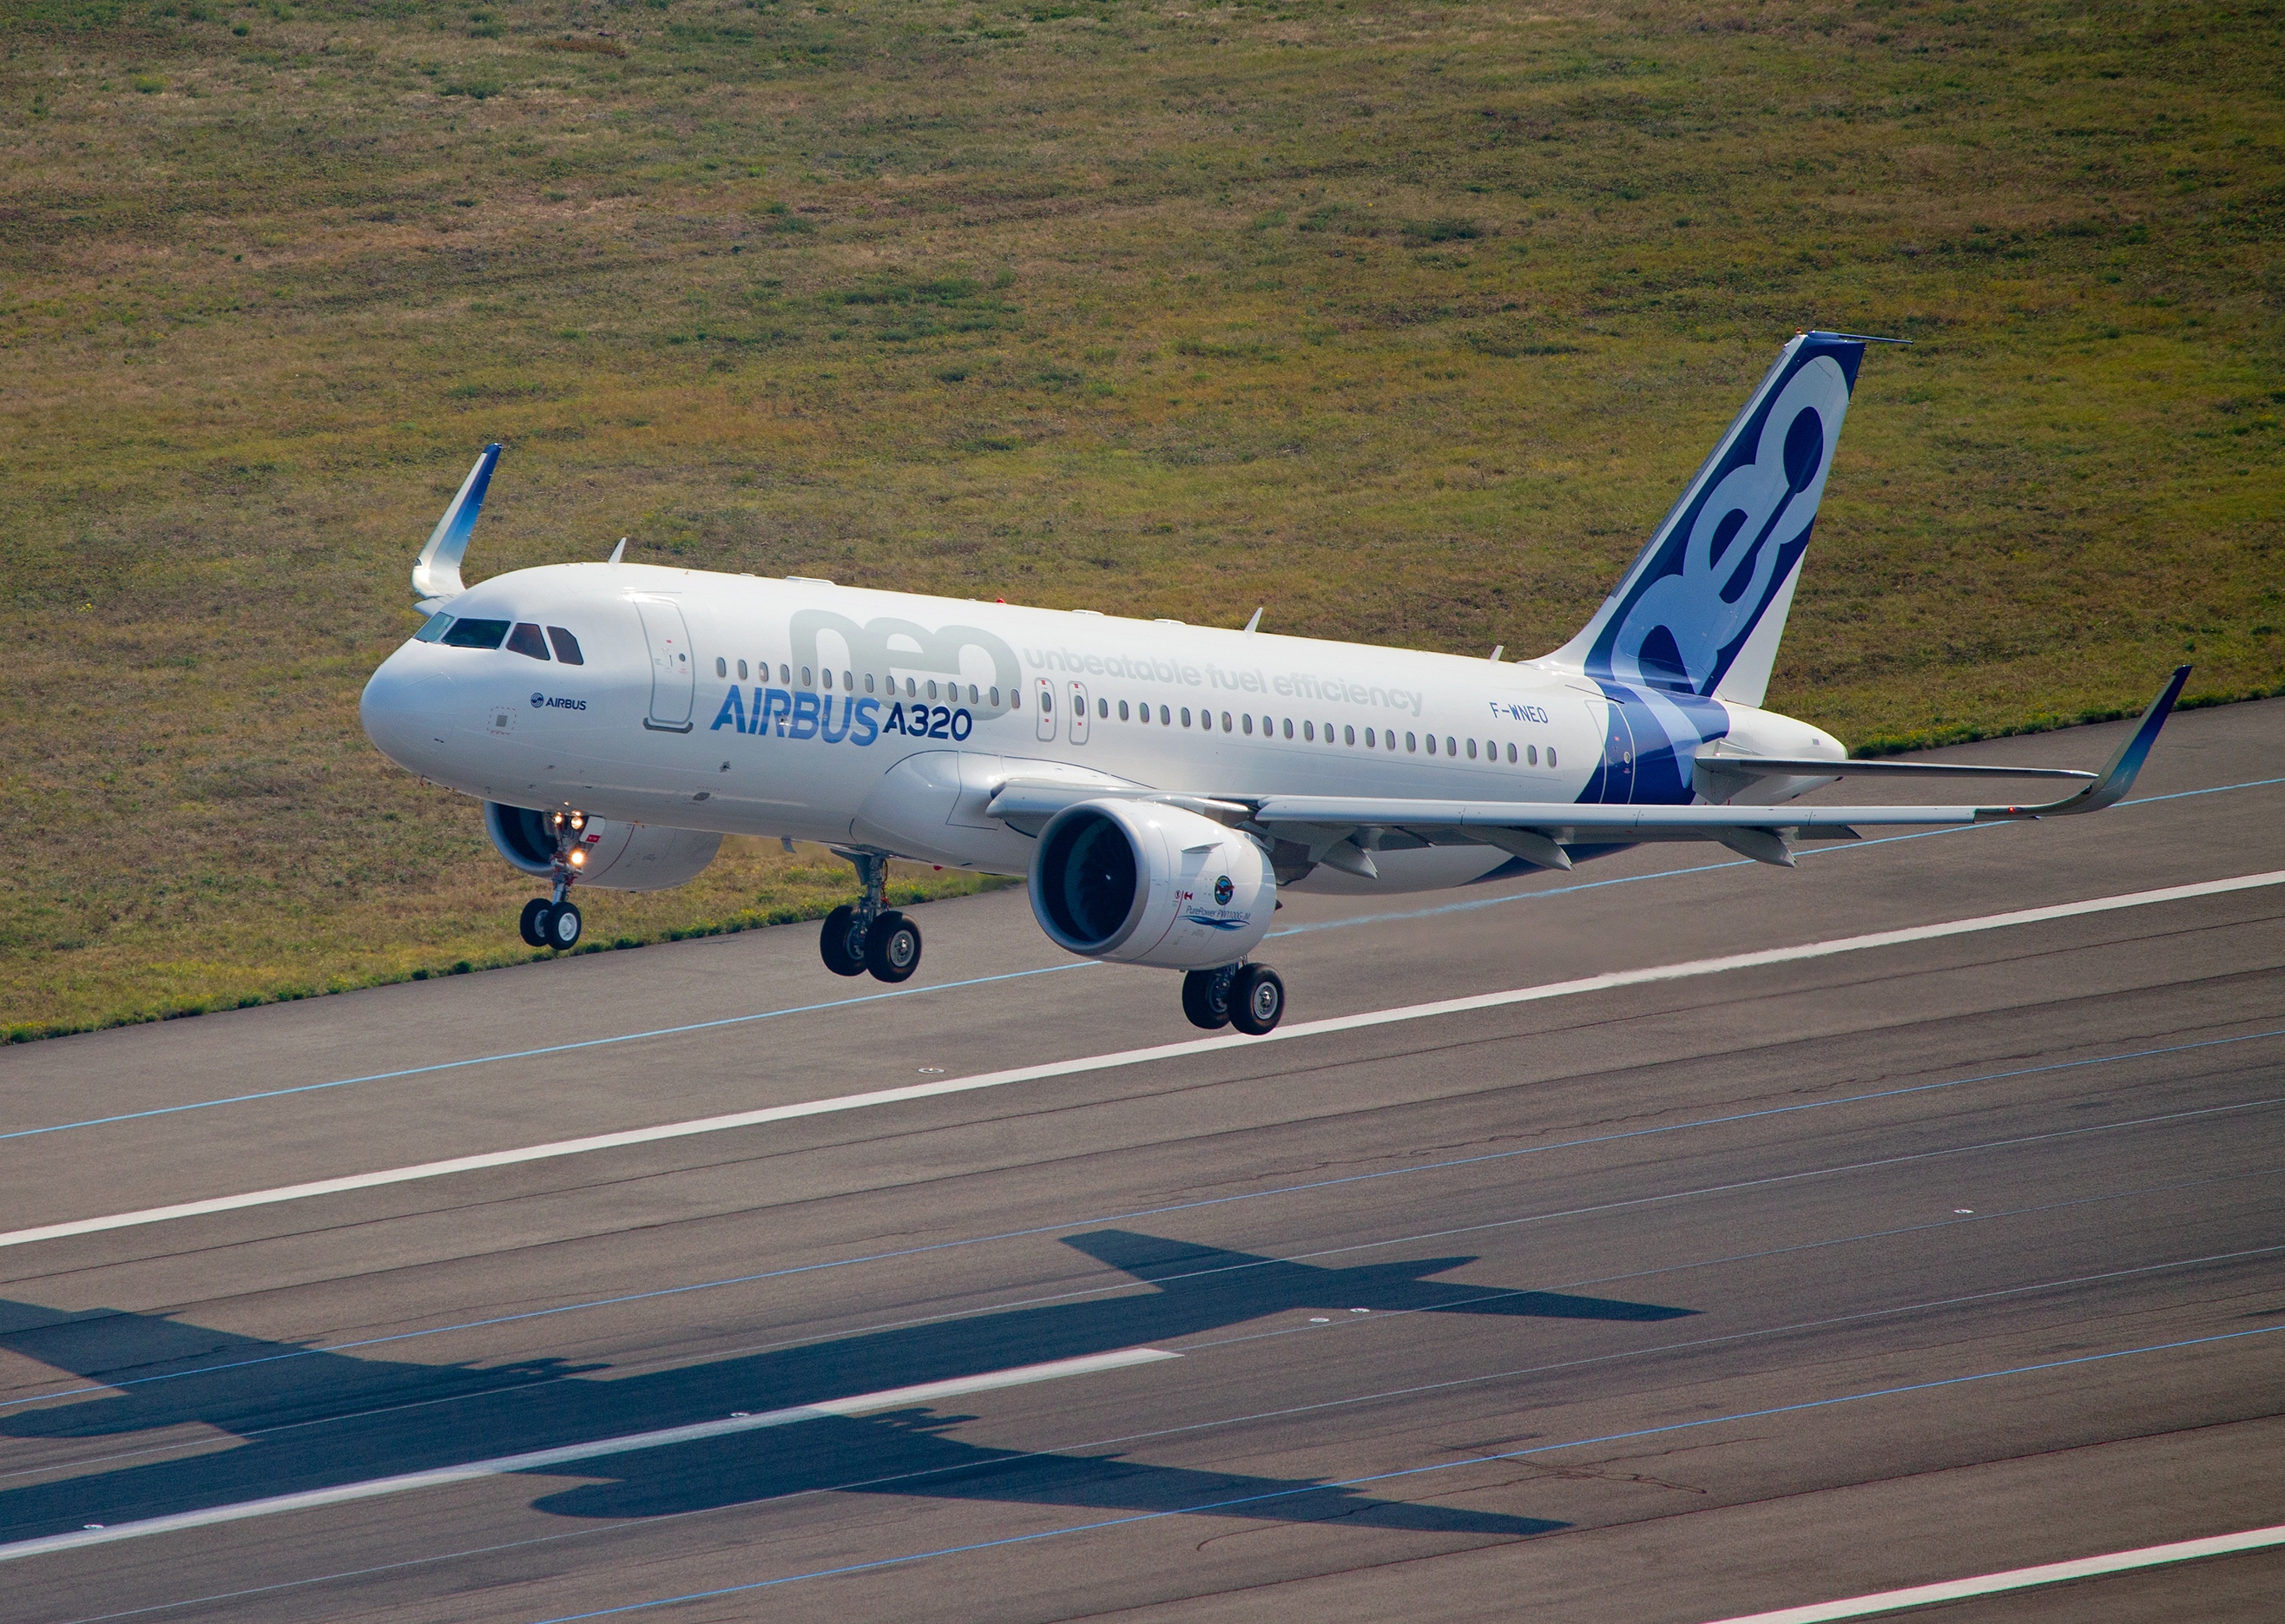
[4,868,2279,1252]
[1697,1522,2285,1623]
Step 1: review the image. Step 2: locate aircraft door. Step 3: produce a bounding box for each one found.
[1584,697,1635,804]
[1068,681,1090,744]
[1035,677,1057,742]
[633,597,695,733]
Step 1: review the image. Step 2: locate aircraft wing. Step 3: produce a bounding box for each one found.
[987,667,2188,872]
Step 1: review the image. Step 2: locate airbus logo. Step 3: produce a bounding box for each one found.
[531,694,589,711]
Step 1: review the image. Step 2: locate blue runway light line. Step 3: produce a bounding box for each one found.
[8,773,2282,1147]
[9,1026,2276,1415]
[0,961,1100,1144]
[518,1323,2285,1622]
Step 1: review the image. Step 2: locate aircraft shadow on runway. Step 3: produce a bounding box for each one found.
[0,1230,1696,1542]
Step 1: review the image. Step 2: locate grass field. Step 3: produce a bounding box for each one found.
[3,0,2280,1041]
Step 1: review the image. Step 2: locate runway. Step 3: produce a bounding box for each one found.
[2,699,2281,1623]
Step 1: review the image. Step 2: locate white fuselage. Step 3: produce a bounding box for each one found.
[359,562,1843,891]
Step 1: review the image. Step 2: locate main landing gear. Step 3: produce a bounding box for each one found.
[819,848,923,984]
[517,811,589,951]
[1182,963,1286,1036]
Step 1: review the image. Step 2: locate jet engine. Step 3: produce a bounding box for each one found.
[484,802,722,891]
[1028,799,1274,970]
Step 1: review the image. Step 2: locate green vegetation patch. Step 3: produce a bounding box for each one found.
[0,0,2279,1037]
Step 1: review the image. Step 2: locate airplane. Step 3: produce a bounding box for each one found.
[359,330,2190,1036]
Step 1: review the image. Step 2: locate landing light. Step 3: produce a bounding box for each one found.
[569,849,587,867]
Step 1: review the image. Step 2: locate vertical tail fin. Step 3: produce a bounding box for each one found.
[1544,332,1868,707]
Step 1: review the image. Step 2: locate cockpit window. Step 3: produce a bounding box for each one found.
[440,617,511,649]
[414,612,454,643]
[504,621,551,661]
[546,626,583,665]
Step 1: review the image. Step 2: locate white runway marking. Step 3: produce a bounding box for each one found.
[4,869,2278,1253]
[1699,1522,2285,1621]
[0,1346,1177,1564]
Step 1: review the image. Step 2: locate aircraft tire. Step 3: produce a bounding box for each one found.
[518,897,550,948]
[546,901,583,951]
[1181,968,1235,1031]
[866,911,922,983]
[820,905,868,976]
[1228,964,1285,1036]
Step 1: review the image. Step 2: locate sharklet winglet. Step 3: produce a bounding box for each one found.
[411,444,502,603]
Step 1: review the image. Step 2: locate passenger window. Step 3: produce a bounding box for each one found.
[1548,747,1557,768]
[442,617,510,649]
[1220,711,1232,732]
[866,674,877,693]
[1447,736,1457,756]
[415,612,453,643]
[906,678,918,697]
[851,672,859,693]
[737,659,749,681]
[1159,704,1170,725]
[1098,697,1108,718]
[1528,744,1538,765]
[1119,700,1130,721]
[1507,742,1517,764]
[1282,718,1293,739]
[716,656,728,678]
[780,664,791,683]
[823,669,833,689]
[1242,713,1254,735]
[1181,707,1192,727]
[1426,733,1436,754]
[1406,732,1418,752]
[990,686,1000,706]
[1467,739,1478,759]
[1343,725,1355,746]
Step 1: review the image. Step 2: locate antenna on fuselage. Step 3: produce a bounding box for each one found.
[1490,645,1505,662]
[1243,607,1262,634]
[608,537,627,563]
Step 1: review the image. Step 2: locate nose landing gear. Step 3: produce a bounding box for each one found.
[1182,963,1285,1035]
[518,811,590,951]
[819,848,923,983]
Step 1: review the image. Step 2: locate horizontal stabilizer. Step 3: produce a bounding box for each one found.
[1696,755,2096,782]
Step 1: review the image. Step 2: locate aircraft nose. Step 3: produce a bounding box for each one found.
[360,651,455,773]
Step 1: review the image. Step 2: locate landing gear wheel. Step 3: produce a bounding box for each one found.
[1182,966,1236,1030]
[519,897,550,948]
[820,904,868,977]
[1228,964,1285,1036]
[544,900,583,950]
[865,911,921,983]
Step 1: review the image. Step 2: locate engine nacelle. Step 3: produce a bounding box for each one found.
[1029,799,1274,970]
[484,802,722,892]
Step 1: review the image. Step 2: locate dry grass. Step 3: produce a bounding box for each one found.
[2,0,2279,1039]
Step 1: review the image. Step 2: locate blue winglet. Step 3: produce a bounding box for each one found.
[1979,666,2191,819]
[412,443,502,603]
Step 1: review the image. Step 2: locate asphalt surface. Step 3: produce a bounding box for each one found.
[2,697,2281,1624]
